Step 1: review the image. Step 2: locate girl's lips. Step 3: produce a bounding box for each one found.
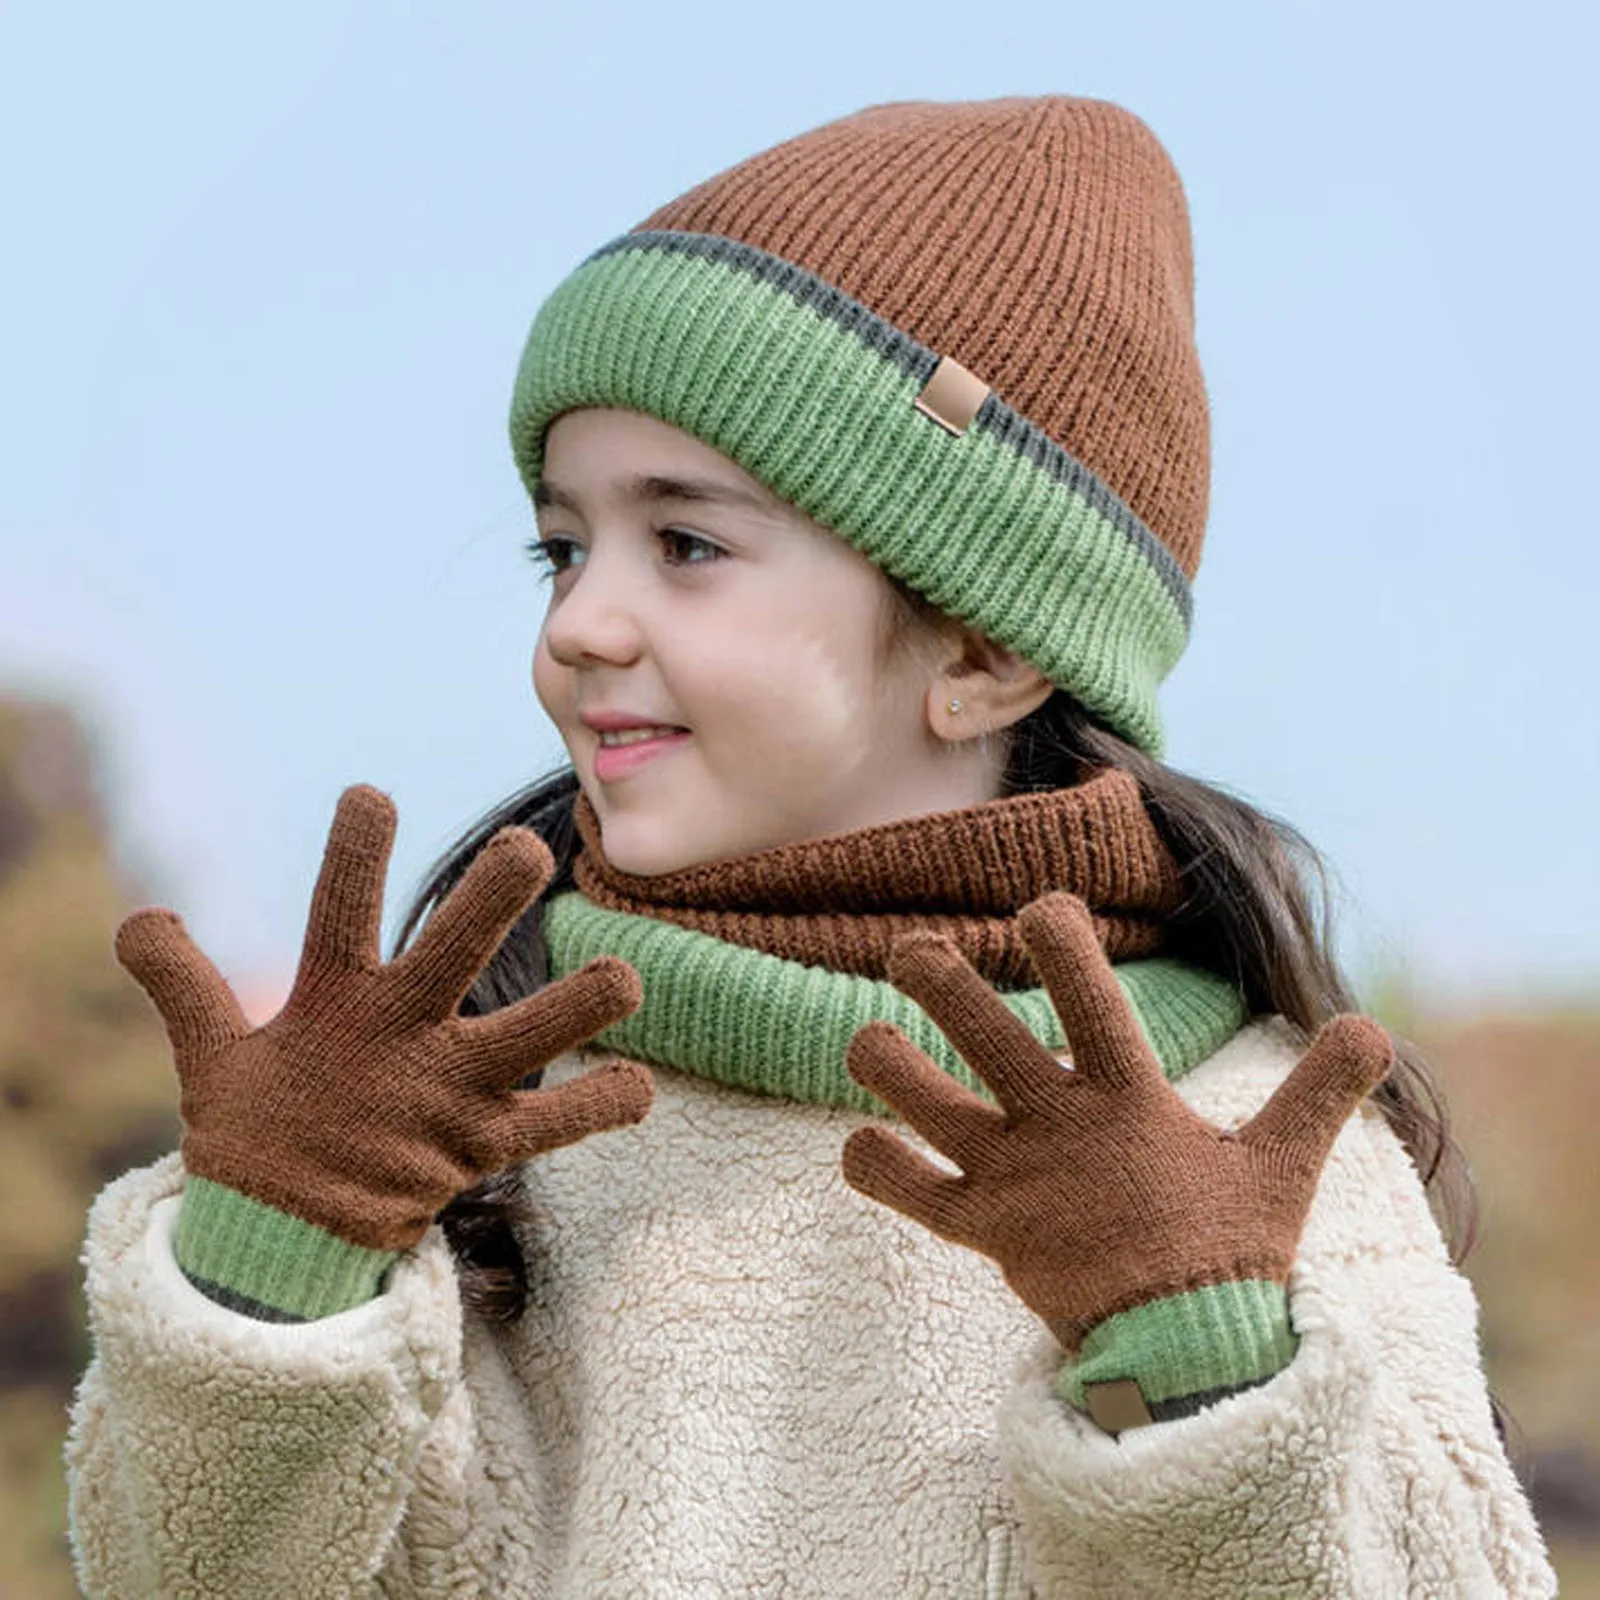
[591,729,692,783]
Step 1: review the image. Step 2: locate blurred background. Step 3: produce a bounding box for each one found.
[2,1,1596,1593]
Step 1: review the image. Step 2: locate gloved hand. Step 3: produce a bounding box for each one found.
[840,891,1391,1351]
[115,783,652,1254]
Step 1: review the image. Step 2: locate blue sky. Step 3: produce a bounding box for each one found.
[2,1,1595,1006]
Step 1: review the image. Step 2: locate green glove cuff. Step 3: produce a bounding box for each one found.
[1058,1278,1297,1415]
[174,1176,397,1322]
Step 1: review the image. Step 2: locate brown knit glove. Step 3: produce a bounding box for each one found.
[115,784,652,1253]
[840,891,1391,1348]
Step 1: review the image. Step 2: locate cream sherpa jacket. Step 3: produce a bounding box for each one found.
[66,1018,1554,1598]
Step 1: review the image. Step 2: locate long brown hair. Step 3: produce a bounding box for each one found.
[396,685,1478,1326]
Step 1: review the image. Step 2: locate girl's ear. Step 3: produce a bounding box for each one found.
[925,628,1054,744]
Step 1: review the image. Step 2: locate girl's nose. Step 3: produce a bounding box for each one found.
[541,561,646,669]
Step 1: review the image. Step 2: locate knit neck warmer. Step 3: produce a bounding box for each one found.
[572,768,1182,986]
[546,769,1248,1108]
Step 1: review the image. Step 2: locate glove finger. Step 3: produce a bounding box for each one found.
[846,1021,1008,1164]
[447,957,643,1091]
[1240,1014,1393,1156]
[885,932,1060,1118]
[840,1125,983,1248]
[299,785,397,975]
[486,1060,655,1163]
[1017,892,1164,1094]
[389,828,555,1017]
[114,908,249,1064]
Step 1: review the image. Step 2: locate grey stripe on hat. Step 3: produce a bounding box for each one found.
[590,230,1193,626]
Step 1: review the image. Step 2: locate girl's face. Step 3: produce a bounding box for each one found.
[532,409,986,875]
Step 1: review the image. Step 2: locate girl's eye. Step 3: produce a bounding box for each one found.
[660,527,725,566]
[523,529,724,579]
[524,536,585,578]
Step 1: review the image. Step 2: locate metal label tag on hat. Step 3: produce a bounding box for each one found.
[913,356,990,437]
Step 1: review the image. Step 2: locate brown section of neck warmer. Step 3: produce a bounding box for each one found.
[572,768,1182,988]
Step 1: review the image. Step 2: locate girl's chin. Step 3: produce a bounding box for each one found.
[585,808,703,877]
[587,803,767,878]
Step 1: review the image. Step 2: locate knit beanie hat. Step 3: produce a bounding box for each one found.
[509,96,1206,755]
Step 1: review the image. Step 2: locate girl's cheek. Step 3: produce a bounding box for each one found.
[729,624,872,742]
[531,631,564,718]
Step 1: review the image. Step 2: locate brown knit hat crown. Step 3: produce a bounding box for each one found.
[511,96,1208,754]
[644,97,1208,579]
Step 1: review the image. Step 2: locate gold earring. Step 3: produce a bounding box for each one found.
[947,698,964,714]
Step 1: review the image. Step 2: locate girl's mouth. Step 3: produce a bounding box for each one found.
[592,726,691,782]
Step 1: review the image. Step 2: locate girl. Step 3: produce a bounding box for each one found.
[67,97,1554,1596]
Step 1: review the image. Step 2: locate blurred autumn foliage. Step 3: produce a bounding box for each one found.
[0,695,180,1599]
[0,692,1595,1597]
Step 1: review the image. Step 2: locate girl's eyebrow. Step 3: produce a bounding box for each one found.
[533,473,775,515]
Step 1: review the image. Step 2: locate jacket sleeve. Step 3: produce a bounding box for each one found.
[997,1030,1558,1600]
[65,1153,497,1599]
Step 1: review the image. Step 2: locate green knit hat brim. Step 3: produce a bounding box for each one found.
[509,232,1192,755]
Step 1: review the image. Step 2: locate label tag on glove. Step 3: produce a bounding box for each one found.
[1084,1378,1154,1437]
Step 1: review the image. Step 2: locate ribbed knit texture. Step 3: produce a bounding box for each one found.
[169,900,1249,1325]
[544,892,1289,1413]
[574,767,1181,986]
[121,786,652,1322]
[170,1186,1295,1410]
[642,100,1206,579]
[174,1176,394,1322]
[1059,1280,1297,1410]
[839,896,1389,1364]
[828,895,1315,1418]
[165,778,1274,1410]
[543,893,1247,1108]
[510,97,1208,754]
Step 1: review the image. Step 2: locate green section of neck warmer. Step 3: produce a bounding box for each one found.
[509,232,1189,756]
[543,893,1247,1108]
